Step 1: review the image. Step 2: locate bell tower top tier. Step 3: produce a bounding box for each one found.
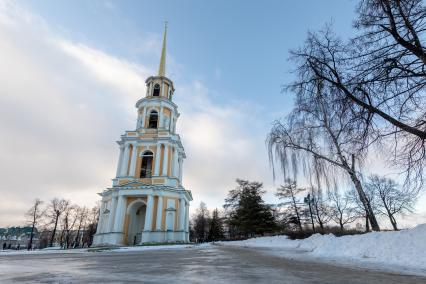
[144,22,175,101]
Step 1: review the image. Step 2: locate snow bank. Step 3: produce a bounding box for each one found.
[0,244,194,255]
[0,248,88,255]
[223,224,426,272]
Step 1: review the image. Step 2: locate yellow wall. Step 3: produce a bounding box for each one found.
[164,83,169,98]
[123,214,130,245]
[174,199,179,231]
[134,146,143,178]
[163,107,171,117]
[161,197,167,230]
[167,146,172,176]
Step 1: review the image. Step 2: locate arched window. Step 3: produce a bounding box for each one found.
[153,84,160,96]
[148,110,158,129]
[140,151,153,178]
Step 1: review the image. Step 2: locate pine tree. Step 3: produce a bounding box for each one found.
[224,179,276,238]
[207,208,224,242]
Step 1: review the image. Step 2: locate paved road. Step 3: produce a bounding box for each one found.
[0,245,424,283]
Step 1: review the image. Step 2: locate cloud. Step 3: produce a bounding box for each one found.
[0,1,152,226]
[176,81,276,209]
[0,1,274,226]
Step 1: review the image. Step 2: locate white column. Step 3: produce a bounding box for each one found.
[144,194,154,231]
[172,149,179,178]
[169,114,174,131]
[161,82,165,97]
[113,195,126,232]
[154,143,161,176]
[178,158,183,183]
[120,144,130,177]
[116,145,125,177]
[185,203,190,232]
[156,196,163,231]
[96,201,106,234]
[129,143,138,177]
[108,196,118,232]
[141,107,147,128]
[162,143,169,176]
[159,105,164,128]
[179,198,186,231]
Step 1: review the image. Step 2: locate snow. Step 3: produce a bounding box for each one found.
[110,244,193,252]
[222,224,426,275]
[0,248,88,255]
[0,244,194,256]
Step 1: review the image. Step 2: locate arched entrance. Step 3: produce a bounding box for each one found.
[127,200,147,245]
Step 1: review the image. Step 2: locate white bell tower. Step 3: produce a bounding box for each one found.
[93,23,192,246]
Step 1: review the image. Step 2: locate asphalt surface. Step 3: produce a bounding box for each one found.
[0,245,424,283]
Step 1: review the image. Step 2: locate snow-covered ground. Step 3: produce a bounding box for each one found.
[110,244,193,252]
[0,244,194,256]
[221,224,426,276]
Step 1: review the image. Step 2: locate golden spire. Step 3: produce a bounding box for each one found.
[158,21,168,77]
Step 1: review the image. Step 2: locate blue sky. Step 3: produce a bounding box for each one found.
[20,0,356,113]
[1,0,424,227]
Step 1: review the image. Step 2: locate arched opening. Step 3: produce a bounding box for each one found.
[140,151,153,178]
[153,83,160,96]
[127,201,147,245]
[148,111,158,129]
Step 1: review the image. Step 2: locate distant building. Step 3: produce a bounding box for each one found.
[0,227,39,249]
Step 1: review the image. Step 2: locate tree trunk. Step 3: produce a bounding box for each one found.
[348,171,380,231]
[314,202,324,231]
[49,214,59,247]
[389,213,398,231]
[383,201,398,231]
[28,224,35,251]
[292,193,303,232]
[308,202,315,233]
[365,213,370,232]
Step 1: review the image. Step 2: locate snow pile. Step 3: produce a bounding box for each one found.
[224,224,426,271]
[299,224,426,269]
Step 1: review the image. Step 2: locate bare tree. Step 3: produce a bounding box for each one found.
[303,193,316,232]
[276,180,305,232]
[47,198,69,247]
[268,87,381,231]
[26,199,44,250]
[61,205,78,249]
[309,187,332,231]
[289,0,426,187]
[328,188,358,231]
[192,202,210,242]
[82,204,100,247]
[73,206,88,248]
[366,175,417,230]
[347,183,378,232]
